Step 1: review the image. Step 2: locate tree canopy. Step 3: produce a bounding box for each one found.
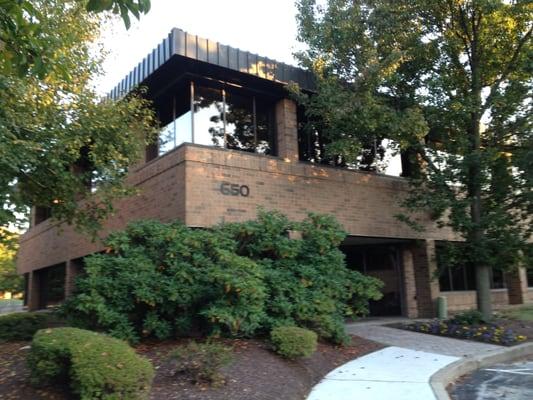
[0,0,157,241]
[0,229,21,294]
[296,0,532,317]
[1,0,151,77]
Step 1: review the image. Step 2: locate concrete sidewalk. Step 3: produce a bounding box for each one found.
[307,346,459,400]
[306,319,507,400]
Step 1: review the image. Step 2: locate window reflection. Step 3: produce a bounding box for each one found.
[158,89,192,156]
[157,80,276,156]
[193,86,225,147]
[225,90,255,152]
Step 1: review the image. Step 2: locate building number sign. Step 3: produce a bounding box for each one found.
[220,182,250,197]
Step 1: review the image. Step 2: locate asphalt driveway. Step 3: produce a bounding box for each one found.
[451,357,533,400]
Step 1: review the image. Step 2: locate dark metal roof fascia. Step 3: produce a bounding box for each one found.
[106,28,314,100]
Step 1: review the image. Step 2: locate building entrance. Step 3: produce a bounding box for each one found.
[341,240,405,316]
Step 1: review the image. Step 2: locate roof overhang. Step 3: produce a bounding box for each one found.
[106,28,315,101]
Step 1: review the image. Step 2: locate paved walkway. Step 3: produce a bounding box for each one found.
[346,320,501,358]
[307,346,459,400]
[307,319,502,400]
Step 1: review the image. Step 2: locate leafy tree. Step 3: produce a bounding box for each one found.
[0,229,22,294]
[62,211,383,344]
[1,0,151,77]
[295,0,532,318]
[0,0,157,240]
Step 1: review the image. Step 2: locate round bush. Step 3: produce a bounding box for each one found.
[271,326,318,359]
[28,327,154,399]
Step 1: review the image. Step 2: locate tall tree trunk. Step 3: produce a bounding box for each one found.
[469,8,492,320]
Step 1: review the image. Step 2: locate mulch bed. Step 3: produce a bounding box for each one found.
[0,335,382,400]
[491,318,533,343]
[0,341,70,400]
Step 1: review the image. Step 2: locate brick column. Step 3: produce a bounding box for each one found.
[411,240,440,317]
[402,247,419,318]
[275,98,299,162]
[27,271,41,311]
[506,267,528,305]
[65,259,83,298]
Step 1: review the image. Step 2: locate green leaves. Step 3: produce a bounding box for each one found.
[0,230,22,294]
[296,1,532,284]
[62,212,383,344]
[0,1,158,240]
[85,0,152,29]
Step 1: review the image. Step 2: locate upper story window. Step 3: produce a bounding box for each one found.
[157,80,276,157]
[297,107,403,176]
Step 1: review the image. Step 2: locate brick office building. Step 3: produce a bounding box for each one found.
[17,29,533,316]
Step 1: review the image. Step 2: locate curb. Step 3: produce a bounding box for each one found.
[430,342,533,400]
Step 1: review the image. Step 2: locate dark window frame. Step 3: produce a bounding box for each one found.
[157,78,277,157]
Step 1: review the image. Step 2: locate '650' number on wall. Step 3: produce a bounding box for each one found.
[220,182,250,197]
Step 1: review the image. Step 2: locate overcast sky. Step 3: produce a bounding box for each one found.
[96,0,303,95]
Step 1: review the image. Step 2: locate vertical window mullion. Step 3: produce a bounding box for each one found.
[222,88,227,148]
[190,81,195,144]
[253,96,257,152]
[172,96,176,149]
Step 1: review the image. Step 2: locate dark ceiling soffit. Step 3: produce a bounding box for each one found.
[106,28,315,101]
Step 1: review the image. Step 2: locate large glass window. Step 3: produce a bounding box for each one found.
[437,242,506,291]
[193,85,225,147]
[297,107,403,176]
[157,80,276,156]
[158,86,193,156]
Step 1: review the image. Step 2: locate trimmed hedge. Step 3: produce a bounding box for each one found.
[28,327,154,399]
[271,326,318,359]
[0,312,49,341]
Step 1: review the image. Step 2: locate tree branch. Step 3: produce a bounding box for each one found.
[483,26,533,112]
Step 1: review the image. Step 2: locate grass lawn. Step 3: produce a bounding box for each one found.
[500,306,533,322]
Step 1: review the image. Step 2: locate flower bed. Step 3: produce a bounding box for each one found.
[404,319,527,346]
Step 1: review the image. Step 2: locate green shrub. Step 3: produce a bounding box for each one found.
[62,211,383,344]
[0,312,49,341]
[271,326,318,359]
[451,309,488,325]
[169,341,233,385]
[28,327,154,399]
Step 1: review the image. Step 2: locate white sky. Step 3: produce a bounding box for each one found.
[96,0,303,95]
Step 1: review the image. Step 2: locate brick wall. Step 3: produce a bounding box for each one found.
[442,289,509,312]
[410,240,440,317]
[17,143,456,276]
[402,247,418,318]
[182,146,457,240]
[17,146,187,274]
